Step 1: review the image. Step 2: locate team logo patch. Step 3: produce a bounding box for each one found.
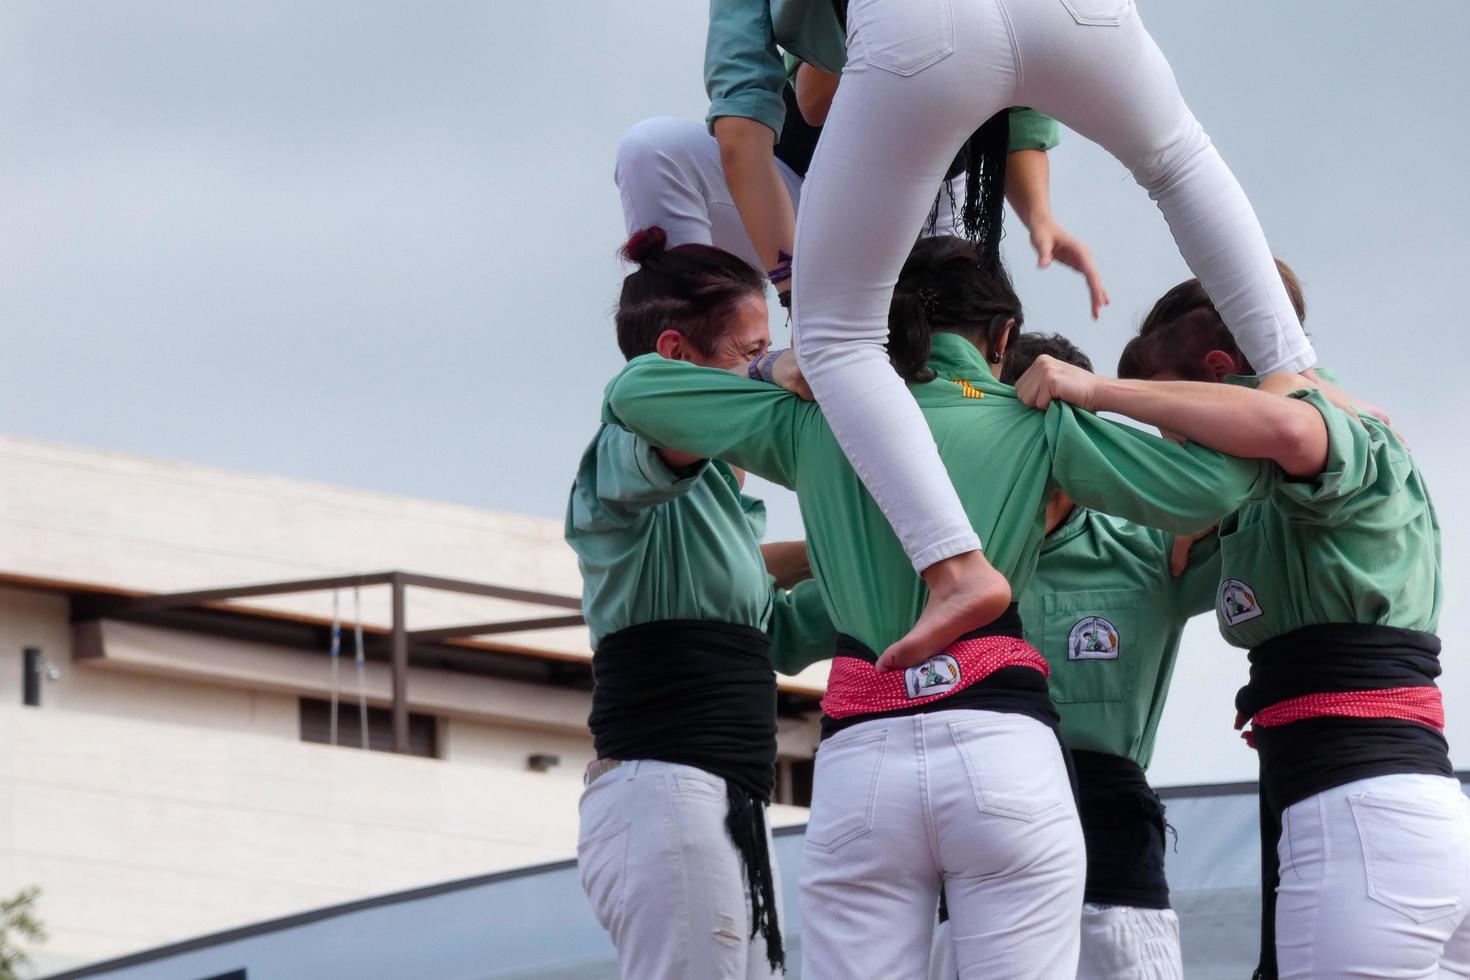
[1067,617,1119,661]
[904,654,961,699]
[1219,578,1264,626]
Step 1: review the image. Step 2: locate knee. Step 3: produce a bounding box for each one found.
[615,117,710,183]
[1128,117,1213,195]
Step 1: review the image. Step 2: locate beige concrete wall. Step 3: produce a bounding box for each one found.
[0,433,833,694]
[0,586,302,737]
[0,705,807,976]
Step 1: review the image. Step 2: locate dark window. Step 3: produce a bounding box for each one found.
[299,698,438,758]
[774,757,814,807]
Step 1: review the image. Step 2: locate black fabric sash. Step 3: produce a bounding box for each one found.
[1241,624,1452,980]
[820,605,1059,739]
[1072,751,1170,909]
[590,619,778,800]
[589,619,784,972]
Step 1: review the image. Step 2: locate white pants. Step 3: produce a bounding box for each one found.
[614,115,963,270]
[577,760,782,979]
[1274,773,1470,979]
[1076,904,1183,980]
[929,903,1182,979]
[800,710,1085,979]
[793,0,1315,571]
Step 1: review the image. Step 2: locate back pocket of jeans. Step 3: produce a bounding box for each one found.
[949,715,1069,821]
[1350,792,1467,924]
[806,729,888,853]
[1060,0,1133,27]
[850,0,955,77]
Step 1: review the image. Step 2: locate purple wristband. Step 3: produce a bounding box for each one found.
[747,348,786,384]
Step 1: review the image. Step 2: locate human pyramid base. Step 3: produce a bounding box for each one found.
[566,1,1470,978]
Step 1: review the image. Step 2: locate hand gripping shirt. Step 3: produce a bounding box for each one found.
[564,423,835,675]
[1212,386,1441,649]
[1026,509,1220,768]
[603,333,1272,656]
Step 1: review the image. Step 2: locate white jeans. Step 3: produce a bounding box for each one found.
[1274,773,1470,979]
[577,760,782,979]
[793,0,1315,571]
[928,903,1181,979]
[801,710,1085,979]
[614,115,964,269]
[1076,904,1183,980]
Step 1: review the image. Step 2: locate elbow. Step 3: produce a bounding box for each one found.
[796,90,830,126]
[714,117,772,172]
[1275,412,1328,478]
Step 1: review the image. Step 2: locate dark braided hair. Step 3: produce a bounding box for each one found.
[1118,259,1306,380]
[924,111,1011,269]
[887,236,1023,383]
[614,227,766,361]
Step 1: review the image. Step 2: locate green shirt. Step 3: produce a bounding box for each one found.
[712,0,1060,150]
[1026,508,1220,768]
[1213,388,1441,648]
[564,423,835,675]
[604,333,1271,655]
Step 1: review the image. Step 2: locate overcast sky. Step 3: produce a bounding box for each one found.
[3,1,1467,783]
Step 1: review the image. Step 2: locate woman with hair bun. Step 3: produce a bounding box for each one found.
[566,227,836,979]
[599,235,1308,978]
[1015,264,1470,980]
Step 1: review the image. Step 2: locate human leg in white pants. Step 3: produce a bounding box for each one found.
[578,760,782,980]
[800,710,1084,980]
[1076,904,1183,980]
[792,0,1312,577]
[614,117,805,269]
[614,115,964,264]
[1274,773,1470,979]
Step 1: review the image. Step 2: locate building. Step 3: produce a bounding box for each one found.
[4,433,1466,980]
[0,434,824,977]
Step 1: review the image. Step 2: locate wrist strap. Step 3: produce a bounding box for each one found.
[747,348,786,384]
[767,249,794,286]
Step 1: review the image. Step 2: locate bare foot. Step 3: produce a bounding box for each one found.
[874,551,1012,673]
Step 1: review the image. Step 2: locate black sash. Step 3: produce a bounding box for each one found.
[1070,751,1170,909]
[590,619,778,799]
[589,620,784,971]
[820,605,1060,739]
[1241,624,1451,980]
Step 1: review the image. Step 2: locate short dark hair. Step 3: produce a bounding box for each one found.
[1118,259,1306,381]
[614,226,766,361]
[999,332,1093,385]
[886,236,1023,383]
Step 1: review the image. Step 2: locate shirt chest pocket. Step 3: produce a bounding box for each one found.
[1041,590,1142,704]
[1215,520,1277,646]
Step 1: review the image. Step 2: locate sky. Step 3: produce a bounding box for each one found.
[3,1,1468,784]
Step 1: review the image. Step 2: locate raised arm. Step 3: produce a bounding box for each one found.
[1016,355,1328,477]
[603,354,809,489]
[706,0,794,286]
[1005,144,1108,319]
[1043,400,1271,535]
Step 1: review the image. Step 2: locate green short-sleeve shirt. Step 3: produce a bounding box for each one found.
[564,423,835,674]
[1024,509,1219,767]
[1213,387,1441,648]
[603,334,1272,654]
